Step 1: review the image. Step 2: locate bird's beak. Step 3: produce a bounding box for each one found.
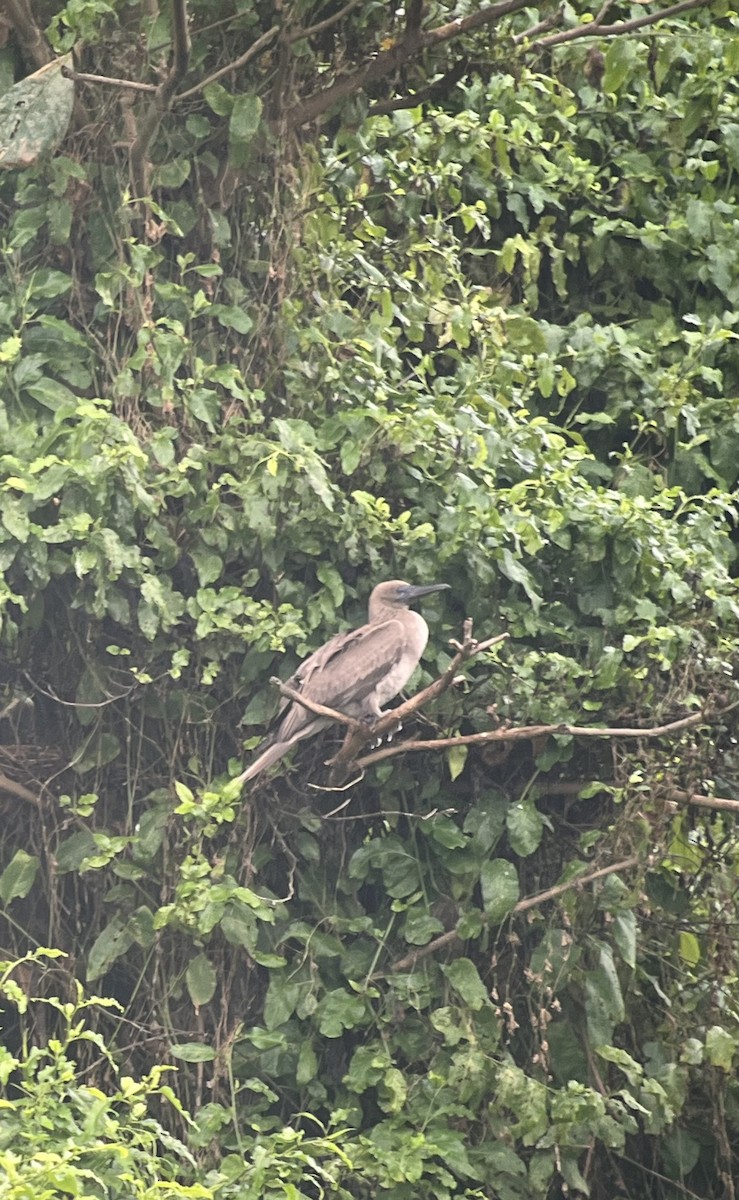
[397,583,450,601]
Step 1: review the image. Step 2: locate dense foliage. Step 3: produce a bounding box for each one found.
[1,1,739,1196]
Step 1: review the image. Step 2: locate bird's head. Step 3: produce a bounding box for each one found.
[369,579,450,618]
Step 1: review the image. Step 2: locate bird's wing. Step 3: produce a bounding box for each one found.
[297,617,406,712]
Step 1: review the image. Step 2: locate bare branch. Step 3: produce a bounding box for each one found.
[176,23,279,102]
[368,56,468,117]
[290,0,363,43]
[0,772,40,807]
[535,0,710,49]
[355,708,710,771]
[671,789,739,815]
[513,4,566,45]
[390,855,640,973]
[270,677,366,732]
[130,0,190,199]
[61,67,158,93]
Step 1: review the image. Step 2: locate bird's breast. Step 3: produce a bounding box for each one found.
[374,610,429,707]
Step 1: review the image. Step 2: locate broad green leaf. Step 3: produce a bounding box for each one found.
[203,82,233,115]
[0,849,38,903]
[499,548,542,611]
[263,973,300,1030]
[613,910,637,969]
[585,943,625,1046]
[442,957,490,1010]
[678,930,700,968]
[87,915,133,981]
[506,798,544,856]
[705,1025,735,1070]
[317,989,366,1037]
[446,743,468,781]
[170,1042,216,1062]
[0,56,74,169]
[186,953,217,1007]
[480,859,519,922]
[229,94,263,166]
[603,39,640,94]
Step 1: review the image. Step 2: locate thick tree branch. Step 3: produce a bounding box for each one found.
[289,0,529,127]
[405,0,424,39]
[289,0,711,128]
[4,0,52,69]
[0,772,39,807]
[390,855,640,973]
[130,0,190,199]
[270,677,367,732]
[368,56,468,117]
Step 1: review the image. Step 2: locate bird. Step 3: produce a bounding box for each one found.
[236,579,449,784]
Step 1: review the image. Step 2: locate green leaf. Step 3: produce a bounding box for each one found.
[585,943,625,1046]
[186,953,217,1007]
[603,39,640,94]
[72,731,121,774]
[0,849,38,903]
[0,56,74,170]
[446,743,468,781]
[263,973,300,1030]
[499,548,542,611]
[442,957,490,1010]
[55,830,97,874]
[506,798,544,856]
[203,83,233,116]
[87,914,133,981]
[229,94,263,167]
[705,1025,735,1070]
[480,859,519,921]
[613,910,637,969]
[317,989,366,1037]
[679,930,700,968]
[170,1042,216,1062]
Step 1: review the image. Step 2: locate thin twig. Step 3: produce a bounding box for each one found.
[290,0,363,43]
[513,4,565,44]
[176,24,279,102]
[536,0,708,48]
[390,855,640,973]
[61,68,157,93]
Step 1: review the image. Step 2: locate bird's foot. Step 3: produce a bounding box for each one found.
[364,717,402,750]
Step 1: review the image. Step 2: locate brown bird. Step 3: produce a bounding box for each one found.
[236,579,449,784]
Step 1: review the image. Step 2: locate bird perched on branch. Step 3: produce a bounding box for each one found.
[236,579,449,784]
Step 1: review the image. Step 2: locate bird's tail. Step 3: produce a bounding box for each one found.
[234,738,292,785]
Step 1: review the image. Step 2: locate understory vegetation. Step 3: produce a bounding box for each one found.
[1,0,739,1196]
